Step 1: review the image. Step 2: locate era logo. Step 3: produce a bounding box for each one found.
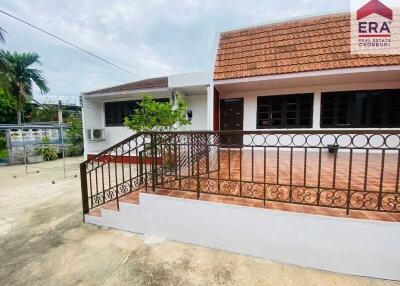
[357,0,393,35]
[358,21,390,33]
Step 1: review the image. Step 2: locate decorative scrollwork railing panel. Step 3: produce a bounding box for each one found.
[81,130,400,216]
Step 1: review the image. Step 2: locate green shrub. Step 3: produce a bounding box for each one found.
[66,145,83,157]
[0,131,6,150]
[124,95,190,132]
[30,105,71,122]
[35,136,58,161]
[0,132,7,160]
[66,118,83,156]
[0,149,8,159]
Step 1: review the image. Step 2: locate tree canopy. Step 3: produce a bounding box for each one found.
[0,50,49,124]
[0,88,16,124]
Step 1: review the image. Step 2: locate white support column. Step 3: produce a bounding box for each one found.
[312,88,321,130]
[81,93,88,159]
[206,85,213,130]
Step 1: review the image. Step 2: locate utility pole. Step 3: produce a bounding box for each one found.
[58,100,66,178]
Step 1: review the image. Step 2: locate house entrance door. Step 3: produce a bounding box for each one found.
[220,98,243,146]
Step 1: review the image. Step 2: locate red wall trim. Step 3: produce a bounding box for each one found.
[87,154,161,165]
[213,87,220,131]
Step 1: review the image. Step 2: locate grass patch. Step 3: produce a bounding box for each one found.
[0,149,8,159]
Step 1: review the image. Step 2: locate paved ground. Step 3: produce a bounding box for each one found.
[0,157,399,286]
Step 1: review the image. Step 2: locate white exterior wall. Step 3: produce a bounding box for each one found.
[207,85,214,130]
[82,98,106,157]
[219,81,400,131]
[83,90,209,156]
[168,72,211,88]
[86,193,400,281]
[83,97,140,156]
[184,94,208,131]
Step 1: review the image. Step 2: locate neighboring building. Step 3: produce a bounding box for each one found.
[82,13,400,158]
[82,72,212,157]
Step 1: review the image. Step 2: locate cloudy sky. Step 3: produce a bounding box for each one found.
[0,0,349,105]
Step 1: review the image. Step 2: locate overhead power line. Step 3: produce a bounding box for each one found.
[0,9,139,77]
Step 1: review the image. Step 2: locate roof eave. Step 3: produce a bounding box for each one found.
[83,87,171,98]
[213,65,400,85]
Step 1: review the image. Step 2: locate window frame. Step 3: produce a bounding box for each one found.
[104,98,170,127]
[256,93,314,129]
[320,89,400,128]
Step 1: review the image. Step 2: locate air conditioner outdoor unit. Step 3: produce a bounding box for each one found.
[87,128,105,141]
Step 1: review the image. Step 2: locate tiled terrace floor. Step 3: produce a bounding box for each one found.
[208,149,399,192]
[88,150,400,222]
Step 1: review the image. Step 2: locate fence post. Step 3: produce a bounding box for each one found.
[139,151,144,185]
[346,149,353,215]
[174,135,178,179]
[190,134,194,176]
[151,134,157,192]
[205,134,209,173]
[80,163,89,221]
[196,154,200,199]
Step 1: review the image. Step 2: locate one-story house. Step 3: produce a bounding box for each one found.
[82,13,400,158]
[80,12,400,280]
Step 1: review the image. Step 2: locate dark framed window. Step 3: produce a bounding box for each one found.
[257,93,313,129]
[321,89,400,128]
[104,98,169,126]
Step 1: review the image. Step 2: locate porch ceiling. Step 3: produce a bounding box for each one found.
[214,68,400,93]
[175,85,207,96]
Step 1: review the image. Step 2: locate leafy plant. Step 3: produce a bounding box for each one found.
[66,117,83,156]
[124,95,190,132]
[35,136,58,161]
[0,149,8,159]
[0,131,6,150]
[124,95,190,172]
[0,88,16,123]
[30,105,71,122]
[0,131,8,161]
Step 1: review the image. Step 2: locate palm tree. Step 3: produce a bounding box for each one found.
[0,51,49,124]
[0,27,6,43]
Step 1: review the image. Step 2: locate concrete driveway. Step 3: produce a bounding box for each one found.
[0,157,398,286]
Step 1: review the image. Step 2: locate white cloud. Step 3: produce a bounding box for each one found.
[0,0,349,104]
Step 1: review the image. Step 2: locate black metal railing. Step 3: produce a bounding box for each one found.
[80,132,147,214]
[80,132,210,213]
[81,130,400,216]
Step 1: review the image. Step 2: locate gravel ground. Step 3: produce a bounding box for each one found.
[0,156,399,286]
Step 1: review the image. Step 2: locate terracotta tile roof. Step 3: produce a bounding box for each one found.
[214,13,400,80]
[85,76,168,95]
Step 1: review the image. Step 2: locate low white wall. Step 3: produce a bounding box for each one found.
[86,193,400,281]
